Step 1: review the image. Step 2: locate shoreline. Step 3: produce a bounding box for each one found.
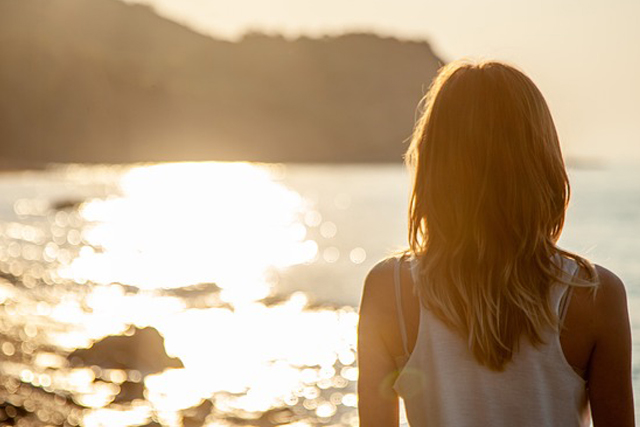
[0,156,618,172]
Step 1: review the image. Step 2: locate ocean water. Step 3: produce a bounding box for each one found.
[0,162,638,426]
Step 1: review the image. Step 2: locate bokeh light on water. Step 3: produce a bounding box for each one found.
[0,162,361,427]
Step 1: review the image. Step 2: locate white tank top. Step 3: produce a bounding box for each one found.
[392,254,595,427]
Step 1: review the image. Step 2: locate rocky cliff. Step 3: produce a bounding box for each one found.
[0,0,443,163]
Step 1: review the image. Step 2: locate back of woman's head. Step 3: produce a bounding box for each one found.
[406,59,596,370]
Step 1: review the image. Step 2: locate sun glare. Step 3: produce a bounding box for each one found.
[60,162,317,293]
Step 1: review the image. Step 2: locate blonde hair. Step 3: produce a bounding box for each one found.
[406,59,597,371]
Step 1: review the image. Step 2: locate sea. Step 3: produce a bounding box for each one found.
[0,161,638,426]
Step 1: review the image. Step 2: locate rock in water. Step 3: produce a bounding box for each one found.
[69,327,183,375]
[181,399,213,427]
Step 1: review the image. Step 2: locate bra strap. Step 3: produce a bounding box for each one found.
[394,255,411,357]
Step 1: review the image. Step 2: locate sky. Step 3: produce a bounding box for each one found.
[121,0,640,162]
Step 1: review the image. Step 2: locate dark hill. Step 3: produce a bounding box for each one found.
[0,0,443,163]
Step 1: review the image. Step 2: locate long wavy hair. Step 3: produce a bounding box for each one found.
[406,60,597,371]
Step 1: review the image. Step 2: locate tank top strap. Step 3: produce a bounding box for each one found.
[408,253,420,286]
[394,255,411,359]
[555,255,582,328]
[556,285,573,330]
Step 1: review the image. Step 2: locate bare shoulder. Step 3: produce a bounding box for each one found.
[365,257,397,286]
[563,262,629,348]
[591,264,628,311]
[587,264,630,335]
[593,264,627,300]
[573,262,626,297]
[360,257,397,312]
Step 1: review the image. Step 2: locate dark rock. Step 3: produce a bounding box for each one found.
[51,199,84,211]
[112,381,145,403]
[263,407,297,425]
[68,327,183,375]
[160,282,221,299]
[182,399,213,427]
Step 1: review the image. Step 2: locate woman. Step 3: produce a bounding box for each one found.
[357,60,634,426]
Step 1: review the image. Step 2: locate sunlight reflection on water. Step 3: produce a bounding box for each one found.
[0,162,360,427]
[61,162,317,293]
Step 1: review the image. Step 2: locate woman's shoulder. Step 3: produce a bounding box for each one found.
[570,261,629,332]
[591,264,625,291]
[361,256,399,307]
[363,253,415,291]
[572,260,626,296]
[590,264,628,318]
[360,254,417,318]
[359,255,420,360]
